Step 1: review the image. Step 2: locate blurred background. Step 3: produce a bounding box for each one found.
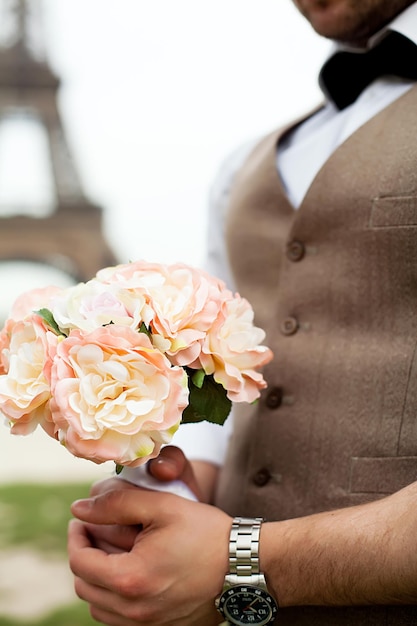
[0,0,329,623]
[0,0,330,483]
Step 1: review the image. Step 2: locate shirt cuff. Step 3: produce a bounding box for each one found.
[172,414,233,466]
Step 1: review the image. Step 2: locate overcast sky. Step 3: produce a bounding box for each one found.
[0,0,330,312]
[41,0,329,266]
[0,0,330,481]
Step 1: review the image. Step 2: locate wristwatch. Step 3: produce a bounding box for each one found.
[215,517,278,625]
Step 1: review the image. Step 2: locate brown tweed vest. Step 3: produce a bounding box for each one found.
[214,86,417,624]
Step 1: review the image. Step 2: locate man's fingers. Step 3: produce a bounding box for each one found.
[68,519,111,578]
[89,477,134,497]
[68,519,94,550]
[84,522,139,553]
[87,604,137,626]
[71,487,180,526]
[68,519,133,588]
[73,576,138,626]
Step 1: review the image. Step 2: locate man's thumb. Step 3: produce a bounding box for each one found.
[148,445,202,499]
[148,445,187,481]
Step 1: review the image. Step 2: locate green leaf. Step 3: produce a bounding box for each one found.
[182,372,232,426]
[34,308,66,336]
[191,368,205,389]
[115,463,124,475]
[138,322,152,338]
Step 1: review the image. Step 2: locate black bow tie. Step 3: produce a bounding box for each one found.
[319,31,417,110]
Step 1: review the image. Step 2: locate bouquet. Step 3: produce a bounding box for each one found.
[0,260,272,471]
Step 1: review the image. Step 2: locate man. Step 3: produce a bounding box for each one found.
[68,0,417,624]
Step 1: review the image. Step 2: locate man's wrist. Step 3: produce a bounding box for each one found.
[259,520,281,602]
[216,517,279,625]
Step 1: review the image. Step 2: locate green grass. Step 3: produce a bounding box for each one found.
[0,482,98,626]
[0,482,91,554]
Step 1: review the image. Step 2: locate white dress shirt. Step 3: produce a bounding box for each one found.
[175,1,417,466]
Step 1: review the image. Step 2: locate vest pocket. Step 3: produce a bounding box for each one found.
[370,195,417,228]
[349,456,417,494]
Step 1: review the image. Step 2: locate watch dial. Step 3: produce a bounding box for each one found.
[219,585,278,625]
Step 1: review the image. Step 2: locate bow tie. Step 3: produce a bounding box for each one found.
[319,31,417,110]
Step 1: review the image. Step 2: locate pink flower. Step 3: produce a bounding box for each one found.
[0,285,63,376]
[0,317,15,375]
[97,260,227,367]
[0,315,57,436]
[9,286,64,321]
[49,324,189,466]
[0,259,274,466]
[198,295,273,403]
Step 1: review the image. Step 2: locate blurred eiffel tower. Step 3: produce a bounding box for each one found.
[0,0,117,285]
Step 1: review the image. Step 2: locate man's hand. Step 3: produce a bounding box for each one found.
[91,446,203,499]
[82,446,209,554]
[68,488,231,625]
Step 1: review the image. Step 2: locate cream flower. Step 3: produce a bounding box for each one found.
[0,285,63,376]
[49,324,189,466]
[0,315,57,436]
[96,260,227,366]
[49,279,151,335]
[0,259,274,465]
[199,295,273,403]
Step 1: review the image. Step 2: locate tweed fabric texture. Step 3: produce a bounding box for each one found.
[215,86,417,624]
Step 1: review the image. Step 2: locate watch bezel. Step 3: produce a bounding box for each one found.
[217,583,278,625]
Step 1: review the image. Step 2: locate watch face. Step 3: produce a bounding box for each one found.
[218,585,278,625]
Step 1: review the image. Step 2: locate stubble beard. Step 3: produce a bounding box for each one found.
[294,0,414,46]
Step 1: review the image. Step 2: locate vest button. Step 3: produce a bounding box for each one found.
[265,387,283,409]
[280,316,299,336]
[286,240,305,262]
[253,468,271,487]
